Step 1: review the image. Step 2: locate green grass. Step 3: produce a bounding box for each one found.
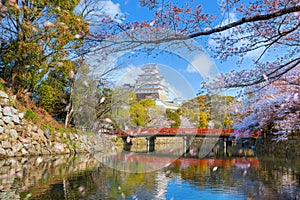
[43,124,55,131]
[24,109,39,123]
[0,82,4,91]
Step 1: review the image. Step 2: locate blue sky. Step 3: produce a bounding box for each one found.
[87,0,258,99]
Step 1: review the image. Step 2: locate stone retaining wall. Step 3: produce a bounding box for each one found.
[0,91,107,158]
[256,139,300,157]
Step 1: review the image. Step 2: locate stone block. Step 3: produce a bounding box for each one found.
[0,91,8,98]
[21,148,28,156]
[44,128,50,139]
[11,142,22,154]
[15,152,22,157]
[21,119,27,125]
[1,141,11,148]
[10,129,18,139]
[15,125,23,132]
[11,115,20,124]
[25,131,31,137]
[2,106,12,116]
[0,119,4,126]
[0,132,7,140]
[32,133,40,141]
[21,138,31,144]
[6,122,15,129]
[6,150,14,157]
[0,98,9,106]
[27,124,32,132]
[0,126,3,133]
[11,106,18,114]
[2,116,12,124]
[32,125,38,132]
[37,129,44,136]
[0,147,6,157]
[19,112,25,119]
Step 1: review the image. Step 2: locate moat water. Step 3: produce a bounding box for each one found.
[0,145,300,199]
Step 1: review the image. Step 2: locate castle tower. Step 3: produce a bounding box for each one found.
[134,64,168,101]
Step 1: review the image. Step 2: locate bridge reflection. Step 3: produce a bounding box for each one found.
[94,148,259,173]
[118,153,260,168]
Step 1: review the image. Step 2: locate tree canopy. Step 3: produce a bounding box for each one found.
[92,0,299,89]
[0,0,299,134]
[229,67,300,140]
[0,0,90,123]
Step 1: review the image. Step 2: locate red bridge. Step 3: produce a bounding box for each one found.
[101,128,261,152]
[106,128,261,139]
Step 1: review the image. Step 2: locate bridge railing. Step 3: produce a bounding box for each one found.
[102,128,262,139]
[115,128,235,136]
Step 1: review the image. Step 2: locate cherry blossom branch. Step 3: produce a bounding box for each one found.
[188,5,300,38]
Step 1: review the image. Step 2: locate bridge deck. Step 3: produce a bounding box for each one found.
[104,128,261,139]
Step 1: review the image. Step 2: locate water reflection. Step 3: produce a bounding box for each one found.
[0,153,299,199]
[0,154,100,200]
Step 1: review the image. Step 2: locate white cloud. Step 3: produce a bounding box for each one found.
[186,64,198,73]
[186,53,214,78]
[159,65,196,100]
[77,0,124,23]
[100,0,123,22]
[116,65,143,85]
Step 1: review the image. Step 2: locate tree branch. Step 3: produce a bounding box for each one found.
[188,5,300,38]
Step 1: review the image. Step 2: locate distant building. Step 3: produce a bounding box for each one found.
[134,64,168,101]
[133,64,182,110]
[122,83,134,89]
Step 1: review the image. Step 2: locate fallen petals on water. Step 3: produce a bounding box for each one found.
[126,136,131,143]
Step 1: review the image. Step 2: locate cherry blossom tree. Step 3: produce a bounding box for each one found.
[90,0,299,89]
[126,0,299,138]
[229,67,300,140]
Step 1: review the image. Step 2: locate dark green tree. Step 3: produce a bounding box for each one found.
[165,108,181,128]
[0,0,88,94]
[129,99,156,127]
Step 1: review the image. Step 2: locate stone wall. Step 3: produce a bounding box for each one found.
[0,91,108,158]
[256,139,300,157]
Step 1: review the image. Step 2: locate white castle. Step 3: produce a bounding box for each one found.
[134,64,168,101]
[133,64,182,110]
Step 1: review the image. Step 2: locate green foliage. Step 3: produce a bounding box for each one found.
[24,110,38,122]
[0,83,4,91]
[36,83,59,112]
[0,0,89,123]
[35,60,75,120]
[224,115,233,129]
[57,127,77,133]
[43,124,55,132]
[181,95,238,128]
[72,142,77,150]
[129,99,156,127]
[198,112,208,128]
[166,108,181,128]
[139,99,156,107]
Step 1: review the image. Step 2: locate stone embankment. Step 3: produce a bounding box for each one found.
[256,139,300,157]
[0,91,106,158]
[0,154,100,199]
